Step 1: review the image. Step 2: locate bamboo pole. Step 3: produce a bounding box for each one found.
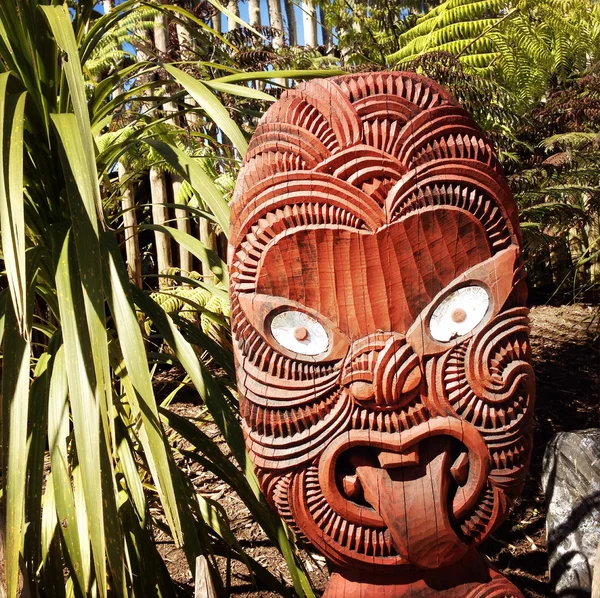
[267,0,285,48]
[151,13,176,287]
[249,0,261,29]
[171,175,193,278]
[150,167,173,288]
[318,3,331,50]
[227,0,240,31]
[118,163,143,287]
[194,556,217,598]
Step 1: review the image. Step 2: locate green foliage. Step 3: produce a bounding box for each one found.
[491,0,600,106]
[0,1,317,596]
[2,1,599,596]
[402,51,521,147]
[508,68,600,295]
[381,0,600,294]
[85,5,159,80]
[320,0,423,65]
[150,282,231,347]
[387,0,509,70]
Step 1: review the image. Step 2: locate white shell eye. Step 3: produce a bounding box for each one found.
[270,311,329,356]
[429,286,490,342]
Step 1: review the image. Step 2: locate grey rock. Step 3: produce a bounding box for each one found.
[542,429,600,598]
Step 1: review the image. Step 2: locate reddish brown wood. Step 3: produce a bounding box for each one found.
[228,72,535,597]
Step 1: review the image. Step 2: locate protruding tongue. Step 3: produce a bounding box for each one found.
[353,439,468,569]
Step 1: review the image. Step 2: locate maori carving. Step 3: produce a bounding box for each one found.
[228,72,535,597]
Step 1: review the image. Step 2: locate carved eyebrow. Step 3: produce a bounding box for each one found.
[231,171,385,244]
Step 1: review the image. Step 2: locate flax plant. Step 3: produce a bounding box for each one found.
[0,1,316,596]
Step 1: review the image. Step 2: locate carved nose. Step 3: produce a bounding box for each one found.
[341,333,422,408]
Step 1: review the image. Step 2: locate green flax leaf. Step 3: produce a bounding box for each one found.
[0,73,27,336]
[163,64,248,157]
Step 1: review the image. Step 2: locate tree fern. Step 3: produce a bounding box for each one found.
[149,283,231,347]
[85,4,159,79]
[492,0,600,105]
[387,0,508,69]
[402,51,521,144]
[319,1,433,66]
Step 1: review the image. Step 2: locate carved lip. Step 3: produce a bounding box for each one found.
[318,417,489,530]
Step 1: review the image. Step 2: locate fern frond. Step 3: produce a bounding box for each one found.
[388,0,507,68]
[86,5,159,78]
[541,133,600,151]
[149,284,231,348]
[492,0,600,106]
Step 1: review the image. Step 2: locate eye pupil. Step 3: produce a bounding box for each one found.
[451,308,467,323]
[294,326,309,341]
[429,286,490,343]
[270,311,329,356]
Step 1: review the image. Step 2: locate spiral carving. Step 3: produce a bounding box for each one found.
[431,308,534,434]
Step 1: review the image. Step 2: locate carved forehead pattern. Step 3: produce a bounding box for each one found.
[230,72,522,286]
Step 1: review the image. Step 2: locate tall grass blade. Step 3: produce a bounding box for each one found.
[137,292,315,597]
[41,5,104,226]
[2,300,31,598]
[103,233,190,546]
[40,478,67,598]
[143,224,229,285]
[164,410,316,598]
[202,0,263,36]
[214,69,345,83]
[53,229,109,597]
[25,351,52,582]
[47,345,89,594]
[0,73,27,336]
[145,139,231,236]
[203,80,275,102]
[164,64,248,157]
[161,4,238,50]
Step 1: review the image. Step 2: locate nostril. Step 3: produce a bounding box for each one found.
[349,381,375,401]
[401,366,422,395]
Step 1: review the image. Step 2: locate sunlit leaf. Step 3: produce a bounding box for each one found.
[163,64,248,156]
[0,73,27,335]
[145,138,231,236]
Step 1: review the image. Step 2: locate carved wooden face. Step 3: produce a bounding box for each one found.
[228,73,535,572]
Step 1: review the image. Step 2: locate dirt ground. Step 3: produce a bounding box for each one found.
[160,304,600,597]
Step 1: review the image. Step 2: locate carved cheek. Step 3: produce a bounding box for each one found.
[230,293,353,472]
[427,307,535,472]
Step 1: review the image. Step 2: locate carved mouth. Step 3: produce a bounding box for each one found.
[318,417,489,569]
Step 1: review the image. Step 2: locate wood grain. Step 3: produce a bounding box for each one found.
[228,71,534,597]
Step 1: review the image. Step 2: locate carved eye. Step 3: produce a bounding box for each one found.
[270,311,329,356]
[429,286,490,342]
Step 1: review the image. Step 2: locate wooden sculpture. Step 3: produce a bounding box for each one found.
[228,72,535,597]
